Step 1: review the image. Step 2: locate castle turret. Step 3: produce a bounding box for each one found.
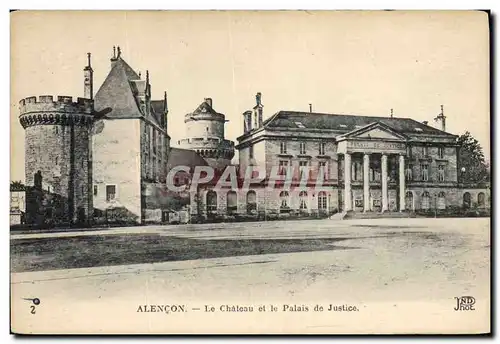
[177,98,235,170]
[19,96,94,226]
[84,53,93,99]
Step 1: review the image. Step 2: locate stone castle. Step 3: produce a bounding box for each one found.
[16,47,490,227]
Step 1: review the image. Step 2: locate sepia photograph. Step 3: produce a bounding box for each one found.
[9,10,491,334]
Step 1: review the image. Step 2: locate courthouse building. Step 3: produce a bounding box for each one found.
[232,98,490,217]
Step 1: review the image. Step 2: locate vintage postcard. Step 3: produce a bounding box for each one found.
[10,10,491,334]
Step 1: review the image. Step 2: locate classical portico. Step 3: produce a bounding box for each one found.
[336,122,408,213]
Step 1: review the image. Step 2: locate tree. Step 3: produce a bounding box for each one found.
[457,131,490,183]
[10,180,25,190]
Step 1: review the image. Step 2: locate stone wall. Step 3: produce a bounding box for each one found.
[92,118,142,224]
[23,117,92,226]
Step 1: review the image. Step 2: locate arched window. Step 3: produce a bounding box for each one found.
[478,192,486,207]
[318,191,327,211]
[463,192,471,209]
[421,191,431,210]
[437,191,446,210]
[279,191,289,210]
[227,191,237,215]
[405,191,414,211]
[299,191,308,210]
[246,190,257,214]
[206,190,217,214]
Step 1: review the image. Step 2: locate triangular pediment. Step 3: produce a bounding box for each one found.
[341,122,408,141]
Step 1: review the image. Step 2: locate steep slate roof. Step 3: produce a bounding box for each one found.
[94,57,161,127]
[166,147,209,172]
[263,110,456,137]
[95,58,142,119]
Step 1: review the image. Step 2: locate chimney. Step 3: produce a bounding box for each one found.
[110,45,119,69]
[243,110,253,133]
[309,103,313,113]
[204,98,213,108]
[390,108,394,118]
[163,91,169,129]
[423,121,428,125]
[433,104,446,132]
[256,92,262,106]
[255,92,263,127]
[83,52,93,99]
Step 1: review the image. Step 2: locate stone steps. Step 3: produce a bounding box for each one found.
[334,211,418,220]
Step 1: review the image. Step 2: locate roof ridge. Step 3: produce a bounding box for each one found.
[260,110,457,137]
[279,110,412,120]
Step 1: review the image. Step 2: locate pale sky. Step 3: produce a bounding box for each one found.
[10,10,490,182]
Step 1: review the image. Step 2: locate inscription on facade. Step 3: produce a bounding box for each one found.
[349,141,405,150]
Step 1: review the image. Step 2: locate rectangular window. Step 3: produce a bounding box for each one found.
[153,129,157,154]
[421,164,429,181]
[299,161,308,178]
[352,162,361,181]
[144,125,150,154]
[93,185,98,196]
[106,185,116,201]
[438,147,444,159]
[319,161,328,179]
[438,165,445,182]
[279,160,289,176]
[405,165,413,181]
[319,142,326,155]
[299,142,306,155]
[423,146,429,156]
[280,141,287,154]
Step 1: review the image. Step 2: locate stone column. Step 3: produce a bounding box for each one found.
[344,153,352,211]
[381,154,388,212]
[399,154,405,211]
[363,153,370,212]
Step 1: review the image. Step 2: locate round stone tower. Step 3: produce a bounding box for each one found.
[177,98,235,170]
[19,95,94,226]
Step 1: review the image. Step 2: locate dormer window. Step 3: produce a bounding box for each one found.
[415,128,423,132]
[339,124,348,128]
[295,121,306,129]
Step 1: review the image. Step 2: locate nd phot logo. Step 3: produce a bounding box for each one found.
[454,296,476,311]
